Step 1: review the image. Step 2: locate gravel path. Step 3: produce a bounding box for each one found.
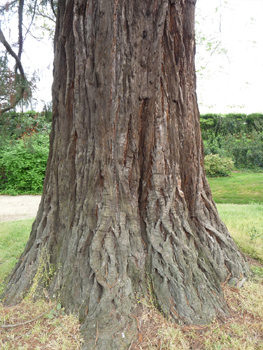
[0,195,41,222]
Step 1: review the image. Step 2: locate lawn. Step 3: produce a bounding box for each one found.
[0,219,33,294]
[207,172,263,204]
[217,203,263,263]
[208,172,263,262]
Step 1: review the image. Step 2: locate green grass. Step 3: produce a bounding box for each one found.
[217,203,263,263]
[207,172,263,262]
[207,172,263,204]
[0,219,33,294]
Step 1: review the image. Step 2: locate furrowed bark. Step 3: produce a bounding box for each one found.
[2,1,249,349]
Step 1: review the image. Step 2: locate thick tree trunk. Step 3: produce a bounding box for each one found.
[2,0,249,348]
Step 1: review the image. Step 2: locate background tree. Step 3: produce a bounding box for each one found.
[0,1,27,112]
[0,50,37,111]
[2,1,249,349]
[0,0,56,113]
[0,53,17,109]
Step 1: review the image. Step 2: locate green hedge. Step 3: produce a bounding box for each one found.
[201,113,263,170]
[0,111,50,194]
[0,133,49,194]
[200,113,263,136]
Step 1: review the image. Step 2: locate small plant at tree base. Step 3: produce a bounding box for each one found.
[204,154,234,177]
[248,226,263,241]
[45,302,63,319]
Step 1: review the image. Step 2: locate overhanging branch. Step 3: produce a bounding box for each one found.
[18,0,25,61]
[0,28,27,113]
[50,0,57,18]
[23,0,38,42]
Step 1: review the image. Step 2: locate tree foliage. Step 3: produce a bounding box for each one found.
[0,51,37,111]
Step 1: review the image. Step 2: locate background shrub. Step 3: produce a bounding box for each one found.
[0,111,51,140]
[201,113,263,171]
[0,132,49,194]
[204,154,234,177]
[0,111,50,194]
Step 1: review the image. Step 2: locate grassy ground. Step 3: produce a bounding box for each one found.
[0,220,82,349]
[0,299,82,349]
[217,203,263,263]
[129,275,263,349]
[208,172,263,204]
[1,178,263,349]
[0,219,33,295]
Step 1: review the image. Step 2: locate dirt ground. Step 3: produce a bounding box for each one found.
[0,195,41,222]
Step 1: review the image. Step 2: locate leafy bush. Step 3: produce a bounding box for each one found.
[203,130,263,171]
[228,133,263,169]
[0,111,51,140]
[204,154,234,177]
[203,134,231,158]
[0,111,51,194]
[0,132,49,194]
[200,113,263,137]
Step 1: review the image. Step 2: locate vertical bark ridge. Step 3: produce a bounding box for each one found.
[2,1,249,349]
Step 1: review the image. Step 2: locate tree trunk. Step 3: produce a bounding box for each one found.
[2,0,249,348]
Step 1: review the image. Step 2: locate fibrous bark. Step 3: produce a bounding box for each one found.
[2,1,249,349]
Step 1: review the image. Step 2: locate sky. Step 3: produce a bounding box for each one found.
[23,36,53,111]
[196,0,263,114]
[1,0,263,114]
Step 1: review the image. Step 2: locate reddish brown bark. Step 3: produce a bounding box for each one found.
[2,1,249,349]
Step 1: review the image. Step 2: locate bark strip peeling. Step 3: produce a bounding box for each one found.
[2,1,249,349]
